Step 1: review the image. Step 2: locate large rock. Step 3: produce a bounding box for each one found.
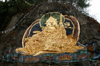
[0,2,100,66]
[20,2,100,45]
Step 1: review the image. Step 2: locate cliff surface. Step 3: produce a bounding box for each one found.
[0,2,100,66]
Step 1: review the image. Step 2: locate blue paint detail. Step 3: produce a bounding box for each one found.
[28,18,74,37]
[28,23,42,37]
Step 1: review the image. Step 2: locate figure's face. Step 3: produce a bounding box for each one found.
[50,21,54,25]
[47,21,56,27]
[46,16,58,27]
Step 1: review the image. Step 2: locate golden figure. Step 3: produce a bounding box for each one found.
[16,14,84,56]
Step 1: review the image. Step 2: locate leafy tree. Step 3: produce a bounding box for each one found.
[72,0,90,14]
[59,0,90,14]
[72,0,90,9]
[0,0,32,30]
[60,0,90,9]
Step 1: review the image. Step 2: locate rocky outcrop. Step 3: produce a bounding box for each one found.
[19,2,100,45]
[0,2,100,66]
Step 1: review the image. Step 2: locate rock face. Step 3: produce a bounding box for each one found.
[0,2,100,66]
[20,2,100,44]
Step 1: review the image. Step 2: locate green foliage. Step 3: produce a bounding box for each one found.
[62,0,89,9]
[0,2,5,14]
[17,0,32,11]
[27,0,48,4]
[0,0,32,30]
[67,0,90,14]
[76,0,89,9]
[75,0,90,15]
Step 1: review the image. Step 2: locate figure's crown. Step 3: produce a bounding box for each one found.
[46,15,57,23]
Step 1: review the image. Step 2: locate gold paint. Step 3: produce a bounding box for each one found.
[17,14,83,56]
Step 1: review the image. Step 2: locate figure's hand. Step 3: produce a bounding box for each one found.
[33,31,41,34]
